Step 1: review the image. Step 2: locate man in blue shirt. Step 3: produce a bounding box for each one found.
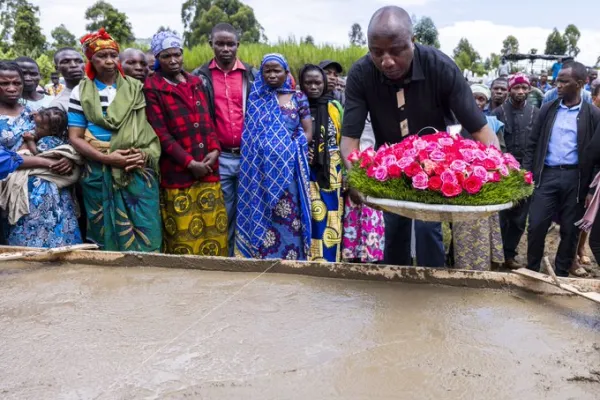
[584,69,597,92]
[523,61,600,277]
[538,70,552,93]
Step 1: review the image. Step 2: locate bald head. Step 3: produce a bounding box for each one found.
[366,6,414,81]
[120,48,149,82]
[367,6,413,40]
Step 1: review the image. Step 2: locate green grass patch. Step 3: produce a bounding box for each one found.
[349,167,534,206]
[183,43,366,76]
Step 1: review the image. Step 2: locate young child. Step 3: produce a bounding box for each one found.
[21,107,69,155]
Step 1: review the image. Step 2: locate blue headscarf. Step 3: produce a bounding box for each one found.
[236,53,311,258]
[150,31,183,71]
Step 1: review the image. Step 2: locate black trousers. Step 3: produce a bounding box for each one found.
[500,199,530,260]
[383,212,445,267]
[527,168,583,277]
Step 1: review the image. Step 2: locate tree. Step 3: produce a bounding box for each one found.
[84,1,134,44]
[413,16,439,48]
[51,24,77,49]
[501,35,519,56]
[303,35,315,46]
[490,53,501,69]
[545,28,567,55]
[0,0,29,50]
[453,38,480,63]
[563,24,581,57]
[12,1,46,56]
[181,0,264,47]
[348,23,366,46]
[529,48,538,55]
[36,53,53,83]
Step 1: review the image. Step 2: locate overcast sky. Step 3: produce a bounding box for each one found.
[32,0,600,66]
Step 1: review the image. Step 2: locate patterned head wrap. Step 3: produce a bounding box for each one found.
[508,73,531,90]
[470,83,491,101]
[80,28,122,80]
[150,31,183,57]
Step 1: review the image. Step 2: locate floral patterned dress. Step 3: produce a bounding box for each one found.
[0,108,82,248]
[257,93,311,260]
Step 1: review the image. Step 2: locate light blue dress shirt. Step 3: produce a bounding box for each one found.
[542,88,592,106]
[544,100,581,166]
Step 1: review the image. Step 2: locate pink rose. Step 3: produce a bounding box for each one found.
[429,150,446,162]
[472,166,488,182]
[504,154,521,170]
[413,138,428,151]
[524,171,533,185]
[459,148,475,162]
[463,175,484,194]
[486,147,503,159]
[403,148,417,158]
[487,171,501,182]
[461,140,478,149]
[374,166,389,182]
[348,149,360,163]
[474,149,487,161]
[441,181,462,197]
[398,156,414,169]
[440,169,458,184]
[426,142,440,152]
[450,160,468,173]
[499,164,510,177]
[412,172,429,190]
[381,154,398,168]
[438,137,454,147]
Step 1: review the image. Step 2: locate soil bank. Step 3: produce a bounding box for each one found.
[1,263,599,399]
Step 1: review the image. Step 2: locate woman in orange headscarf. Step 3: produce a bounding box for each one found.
[67,28,163,252]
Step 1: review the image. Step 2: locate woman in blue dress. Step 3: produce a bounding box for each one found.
[0,61,81,247]
[236,54,313,260]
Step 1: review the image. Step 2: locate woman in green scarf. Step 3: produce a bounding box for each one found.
[67,29,162,252]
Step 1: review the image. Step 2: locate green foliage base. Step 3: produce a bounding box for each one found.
[349,168,534,206]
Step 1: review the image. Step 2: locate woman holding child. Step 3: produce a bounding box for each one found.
[0,61,81,247]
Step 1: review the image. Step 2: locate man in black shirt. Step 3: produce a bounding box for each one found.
[491,74,538,269]
[341,6,498,268]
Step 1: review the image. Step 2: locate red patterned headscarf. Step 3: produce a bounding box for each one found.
[80,28,124,80]
[508,73,531,90]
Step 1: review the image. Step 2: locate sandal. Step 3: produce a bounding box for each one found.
[577,255,592,265]
[569,266,591,278]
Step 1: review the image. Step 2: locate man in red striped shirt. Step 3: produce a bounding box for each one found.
[193,23,257,256]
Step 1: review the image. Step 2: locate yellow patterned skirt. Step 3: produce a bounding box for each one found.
[452,214,504,271]
[309,149,344,262]
[160,182,228,256]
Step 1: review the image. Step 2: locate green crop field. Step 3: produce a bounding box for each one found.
[183,43,367,76]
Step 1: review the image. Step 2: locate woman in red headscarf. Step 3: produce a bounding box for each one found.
[67,28,163,252]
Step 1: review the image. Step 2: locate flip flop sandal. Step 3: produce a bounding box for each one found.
[569,266,591,278]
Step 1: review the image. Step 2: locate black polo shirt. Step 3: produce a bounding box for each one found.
[342,44,487,148]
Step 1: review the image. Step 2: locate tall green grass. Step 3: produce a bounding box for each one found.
[183,43,367,76]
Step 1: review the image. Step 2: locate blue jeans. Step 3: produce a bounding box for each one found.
[383,213,445,267]
[219,152,241,256]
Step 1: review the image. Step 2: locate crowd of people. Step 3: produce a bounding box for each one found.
[1,5,600,278]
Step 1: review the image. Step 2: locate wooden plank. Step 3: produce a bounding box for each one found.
[0,244,98,262]
[513,268,600,304]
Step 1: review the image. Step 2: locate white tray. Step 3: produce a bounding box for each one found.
[365,197,514,222]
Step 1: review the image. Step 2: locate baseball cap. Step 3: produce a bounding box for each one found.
[318,60,343,74]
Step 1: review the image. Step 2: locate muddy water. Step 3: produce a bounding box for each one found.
[0,264,599,400]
